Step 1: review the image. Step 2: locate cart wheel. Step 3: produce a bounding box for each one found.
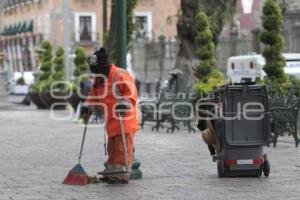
[217,161,225,178]
[263,160,270,177]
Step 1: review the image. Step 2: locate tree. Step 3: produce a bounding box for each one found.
[175,0,237,89]
[38,40,53,92]
[260,0,287,94]
[52,47,65,91]
[194,12,215,80]
[71,47,89,91]
[73,47,89,79]
[106,0,138,62]
[194,12,224,95]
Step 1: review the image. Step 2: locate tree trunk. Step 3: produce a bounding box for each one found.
[174,0,237,90]
[107,0,117,62]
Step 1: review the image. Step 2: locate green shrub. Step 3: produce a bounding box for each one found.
[193,11,223,96]
[263,0,282,16]
[72,47,89,92]
[38,41,53,91]
[51,47,66,92]
[289,76,300,96]
[260,0,287,94]
[194,70,224,96]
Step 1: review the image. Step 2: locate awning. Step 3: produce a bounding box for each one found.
[11,24,18,35]
[1,20,34,36]
[19,21,27,34]
[26,20,33,32]
[6,25,13,35]
[16,22,23,34]
[1,26,8,35]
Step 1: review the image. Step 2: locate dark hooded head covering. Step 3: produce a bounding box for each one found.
[89,47,111,77]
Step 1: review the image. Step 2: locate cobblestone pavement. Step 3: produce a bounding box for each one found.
[0,105,300,200]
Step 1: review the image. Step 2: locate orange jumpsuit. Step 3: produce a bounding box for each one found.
[85,64,139,168]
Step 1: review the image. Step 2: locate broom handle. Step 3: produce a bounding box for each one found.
[119,113,129,172]
[78,123,88,163]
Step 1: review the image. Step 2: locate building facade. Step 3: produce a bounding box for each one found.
[0,0,179,84]
[0,0,105,84]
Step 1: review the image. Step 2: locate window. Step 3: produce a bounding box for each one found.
[79,16,92,41]
[135,16,148,39]
[134,12,152,40]
[75,12,96,42]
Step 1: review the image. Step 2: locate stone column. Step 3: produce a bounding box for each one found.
[230,26,239,56]
[252,28,261,54]
[293,22,300,53]
[0,43,8,104]
[16,38,24,73]
[29,35,36,71]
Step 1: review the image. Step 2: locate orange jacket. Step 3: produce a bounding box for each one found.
[85,64,140,137]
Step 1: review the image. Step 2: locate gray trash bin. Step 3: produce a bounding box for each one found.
[209,84,270,177]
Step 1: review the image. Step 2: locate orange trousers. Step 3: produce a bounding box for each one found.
[107,133,135,168]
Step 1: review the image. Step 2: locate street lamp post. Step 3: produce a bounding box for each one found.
[116,0,127,68]
[115,0,142,179]
[62,0,71,82]
[103,0,108,36]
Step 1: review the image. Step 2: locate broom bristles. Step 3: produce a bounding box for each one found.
[62,163,88,185]
[62,172,88,185]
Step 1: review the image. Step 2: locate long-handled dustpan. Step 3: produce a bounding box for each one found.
[62,124,89,185]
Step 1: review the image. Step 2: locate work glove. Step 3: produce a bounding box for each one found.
[80,105,92,124]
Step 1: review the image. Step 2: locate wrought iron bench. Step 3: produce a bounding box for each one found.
[269,87,300,147]
[138,91,196,133]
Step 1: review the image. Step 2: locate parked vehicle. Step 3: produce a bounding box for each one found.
[9,71,34,94]
[226,53,300,83]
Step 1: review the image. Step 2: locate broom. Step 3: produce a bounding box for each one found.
[62,123,89,185]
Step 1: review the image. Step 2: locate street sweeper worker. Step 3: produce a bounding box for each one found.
[197,98,220,161]
[81,48,139,184]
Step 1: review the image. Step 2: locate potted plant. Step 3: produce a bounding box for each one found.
[29,83,47,109]
[39,46,67,110]
[29,41,52,109]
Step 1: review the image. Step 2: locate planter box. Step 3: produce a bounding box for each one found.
[30,92,47,109]
[39,91,67,110]
[66,92,82,111]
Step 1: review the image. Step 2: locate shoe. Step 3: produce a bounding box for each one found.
[106,173,130,184]
[98,166,127,175]
[99,176,110,182]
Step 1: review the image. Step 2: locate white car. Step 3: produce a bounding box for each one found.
[10,71,34,94]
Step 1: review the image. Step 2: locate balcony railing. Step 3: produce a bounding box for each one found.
[3,0,35,12]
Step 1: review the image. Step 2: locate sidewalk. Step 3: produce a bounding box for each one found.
[0,107,299,200]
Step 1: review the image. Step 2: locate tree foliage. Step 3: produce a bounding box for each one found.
[73,47,89,79]
[52,47,65,91]
[193,12,224,95]
[53,47,65,81]
[194,12,215,80]
[260,0,287,95]
[175,0,236,89]
[38,40,53,92]
[39,40,52,82]
[71,47,89,92]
